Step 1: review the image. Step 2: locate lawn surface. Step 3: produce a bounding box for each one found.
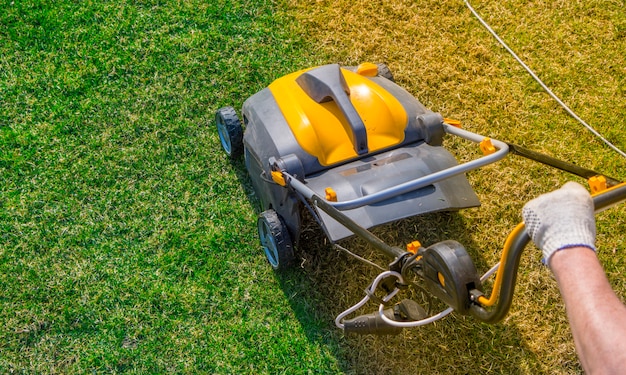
[1,0,625,374]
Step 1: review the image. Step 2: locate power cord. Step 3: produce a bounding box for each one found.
[464,0,626,159]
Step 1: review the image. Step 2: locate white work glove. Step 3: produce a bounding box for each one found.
[522,181,596,267]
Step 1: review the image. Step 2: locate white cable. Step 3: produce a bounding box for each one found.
[378,304,454,328]
[464,0,626,159]
[480,262,500,282]
[337,261,502,329]
[335,271,403,329]
[335,295,369,329]
[377,262,500,328]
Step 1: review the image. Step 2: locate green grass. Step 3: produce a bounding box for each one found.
[1,0,625,374]
[1,0,336,373]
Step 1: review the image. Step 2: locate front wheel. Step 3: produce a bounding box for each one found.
[257,209,295,271]
[215,106,244,160]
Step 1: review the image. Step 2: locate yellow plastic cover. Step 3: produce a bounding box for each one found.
[268,67,408,166]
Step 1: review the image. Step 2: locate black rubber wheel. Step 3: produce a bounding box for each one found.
[377,63,395,82]
[257,209,295,271]
[215,106,244,160]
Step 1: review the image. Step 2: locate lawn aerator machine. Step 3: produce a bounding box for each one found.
[215,63,626,334]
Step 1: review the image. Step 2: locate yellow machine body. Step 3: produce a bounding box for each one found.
[268,67,408,166]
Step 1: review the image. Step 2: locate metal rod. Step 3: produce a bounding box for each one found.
[286,124,509,211]
[507,142,622,187]
[311,195,405,259]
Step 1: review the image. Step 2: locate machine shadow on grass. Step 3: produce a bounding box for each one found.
[229,157,544,373]
[284,212,545,374]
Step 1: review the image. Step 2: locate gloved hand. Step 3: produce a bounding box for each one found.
[522,181,596,267]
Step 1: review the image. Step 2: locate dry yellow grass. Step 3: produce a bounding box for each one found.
[280,0,626,373]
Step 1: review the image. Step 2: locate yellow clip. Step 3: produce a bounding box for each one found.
[437,272,446,287]
[589,175,607,194]
[443,118,462,128]
[356,62,378,77]
[406,241,421,254]
[479,138,496,155]
[325,187,337,202]
[271,170,286,186]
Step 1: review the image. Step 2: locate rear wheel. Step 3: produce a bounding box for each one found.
[377,63,395,82]
[215,106,243,160]
[257,209,295,271]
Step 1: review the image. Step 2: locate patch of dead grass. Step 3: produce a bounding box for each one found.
[281,0,626,373]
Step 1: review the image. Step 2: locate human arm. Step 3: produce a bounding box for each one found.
[522,182,626,374]
[550,247,626,374]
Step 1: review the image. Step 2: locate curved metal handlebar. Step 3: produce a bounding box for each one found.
[286,124,509,210]
[470,182,626,323]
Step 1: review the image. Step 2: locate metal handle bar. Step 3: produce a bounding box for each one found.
[470,181,626,323]
[340,184,626,330]
[286,124,509,210]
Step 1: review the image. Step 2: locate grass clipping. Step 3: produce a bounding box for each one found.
[283,0,626,373]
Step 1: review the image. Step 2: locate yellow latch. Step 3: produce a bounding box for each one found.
[325,187,338,202]
[356,62,379,77]
[589,175,607,194]
[271,170,286,186]
[443,118,462,128]
[406,241,421,254]
[437,272,446,287]
[479,138,496,155]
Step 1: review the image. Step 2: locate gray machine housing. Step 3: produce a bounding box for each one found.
[242,64,480,243]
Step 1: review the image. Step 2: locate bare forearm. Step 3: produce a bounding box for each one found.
[551,247,626,374]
